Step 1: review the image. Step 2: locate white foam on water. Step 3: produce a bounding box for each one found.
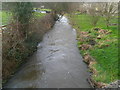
[60,16,68,23]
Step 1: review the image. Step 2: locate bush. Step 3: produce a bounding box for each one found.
[90,15,100,27]
[2,13,56,84]
[12,2,33,37]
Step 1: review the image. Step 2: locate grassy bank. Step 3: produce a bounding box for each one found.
[69,14,118,85]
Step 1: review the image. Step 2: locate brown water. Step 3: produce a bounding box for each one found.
[4,16,91,88]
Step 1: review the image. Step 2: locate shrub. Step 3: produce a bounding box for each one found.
[12,2,33,37]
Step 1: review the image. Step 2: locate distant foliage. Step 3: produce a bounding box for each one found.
[13,2,33,24]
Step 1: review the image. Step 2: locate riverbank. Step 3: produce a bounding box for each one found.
[2,13,56,84]
[68,14,118,88]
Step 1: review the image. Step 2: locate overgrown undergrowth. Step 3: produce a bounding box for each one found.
[2,12,56,84]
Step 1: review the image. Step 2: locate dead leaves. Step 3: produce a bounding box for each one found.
[83,53,95,64]
[94,28,111,35]
[83,53,108,88]
[98,29,111,35]
[80,31,89,35]
[97,43,109,48]
[77,31,89,38]
[97,41,110,49]
[79,44,92,50]
[88,76,107,88]
[97,35,102,39]
[83,53,107,88]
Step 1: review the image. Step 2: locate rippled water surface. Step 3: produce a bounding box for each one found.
[5,16,91,88]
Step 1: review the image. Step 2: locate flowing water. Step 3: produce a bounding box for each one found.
[4,16,91,88]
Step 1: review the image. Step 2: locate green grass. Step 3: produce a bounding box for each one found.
[70,14,118,31]
[90,42,118,83]
[69,14,119,84]
[0,11,12,25]
[33,12,46,19]
[40,8,51,11]
[0,10,46,25]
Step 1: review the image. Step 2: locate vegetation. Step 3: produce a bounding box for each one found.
[69,13,118,84]
[0,10,45,25]
[33,12,46,19]
[2,2,118,88]
[0,11,12,25]
[2,2,56,84]
[12,2,33,24]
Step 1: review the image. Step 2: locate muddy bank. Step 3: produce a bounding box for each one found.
[4,16,90,88]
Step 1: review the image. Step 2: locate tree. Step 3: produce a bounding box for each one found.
[91,2,118,28]
[83,2,118,28]
[12,2,33,37]
[87,3,101,27]
[13,2,33,24]
[102,2,118,28]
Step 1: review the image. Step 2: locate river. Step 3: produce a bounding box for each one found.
[4,16,91,88]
